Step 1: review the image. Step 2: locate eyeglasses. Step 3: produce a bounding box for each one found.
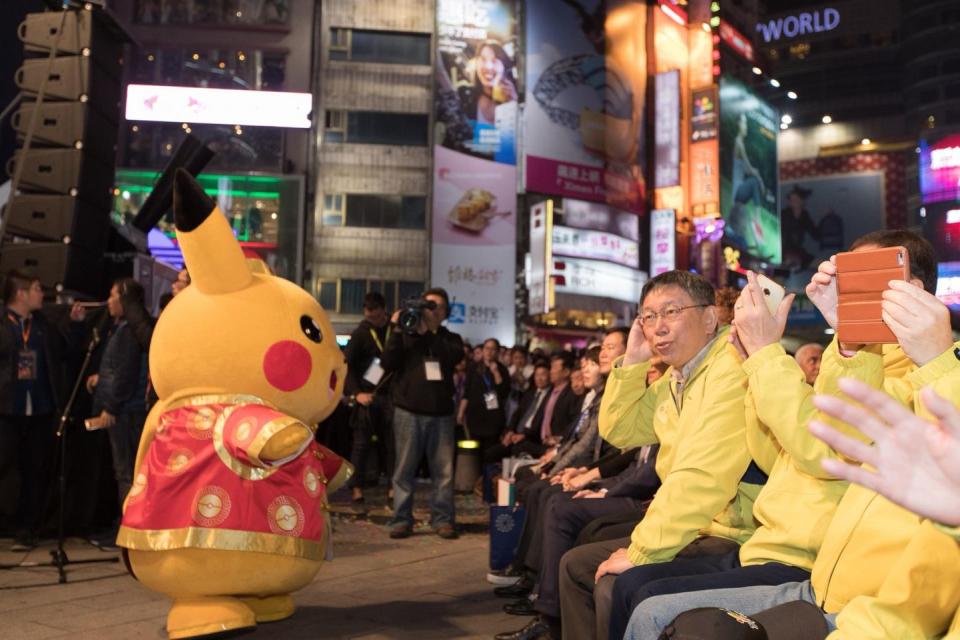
[638,304,709,326]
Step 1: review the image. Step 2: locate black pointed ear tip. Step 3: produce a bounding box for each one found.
[173,170,215,232]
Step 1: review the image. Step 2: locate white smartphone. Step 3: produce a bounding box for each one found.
[755,274,786,316]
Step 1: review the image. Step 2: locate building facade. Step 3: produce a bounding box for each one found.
[311,0,434,334]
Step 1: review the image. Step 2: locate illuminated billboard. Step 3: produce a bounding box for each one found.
[719,74,781,263]
[920,134,960,205]
[125,84,312,128]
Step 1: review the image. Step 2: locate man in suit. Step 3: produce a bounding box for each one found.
[484,361,551,464]
[540,352,581,444]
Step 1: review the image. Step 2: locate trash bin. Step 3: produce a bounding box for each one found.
[454,439,481,492]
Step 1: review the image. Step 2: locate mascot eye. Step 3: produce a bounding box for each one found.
[300,315,323,343]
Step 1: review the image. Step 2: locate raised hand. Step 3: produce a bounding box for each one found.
[808,378,960,526]
[623,315,653,366]
[881,280,954,366]
[805,256,839,330]
[733,271,795,357]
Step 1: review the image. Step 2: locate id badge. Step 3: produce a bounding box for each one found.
[424,359,443,382]
[484,391,499,410]
[17,350,37,381]
[363,357,385,386]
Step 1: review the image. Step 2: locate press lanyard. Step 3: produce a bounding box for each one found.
[369,326,390,353]
[8,313,31,346]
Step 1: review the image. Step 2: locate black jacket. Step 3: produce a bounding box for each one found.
[462,360,511,438]
[343,320,391,397]
[0,305,80,416]
[506,385,550,443]
[548,384,583,440]
[94,320,148,415]
[600,444,661,499]
[381,325,464,416]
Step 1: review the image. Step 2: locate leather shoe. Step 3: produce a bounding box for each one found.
[494,575,533,599]
[388,524,412,539]
[503,598,537,616]
[435,524,459,539]
[494,617,552,640]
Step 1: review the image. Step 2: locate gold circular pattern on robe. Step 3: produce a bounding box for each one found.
[193,485,231,527]
[187,407,217,440]
[128,473,148,498]
[234,419,255,443]
[166,449,194,475]
[212,405,278,481]
[303,467,321,497]
[268,495,305,537]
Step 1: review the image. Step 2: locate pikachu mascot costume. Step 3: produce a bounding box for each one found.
[116,170,351,638]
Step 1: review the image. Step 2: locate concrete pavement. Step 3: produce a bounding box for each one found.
[0,487,525,639]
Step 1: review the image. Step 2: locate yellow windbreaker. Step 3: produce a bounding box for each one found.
[943,608,960,640]
[738,344,851,570]
[811,340,960,639]
[599,327,761,566]
[829,520,960,640]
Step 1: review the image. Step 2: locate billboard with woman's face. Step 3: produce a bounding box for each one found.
[435,0,518,165]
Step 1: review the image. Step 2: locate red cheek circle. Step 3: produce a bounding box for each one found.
[262,341,312,392]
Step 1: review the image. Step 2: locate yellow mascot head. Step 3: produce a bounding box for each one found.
[149,170,345,425]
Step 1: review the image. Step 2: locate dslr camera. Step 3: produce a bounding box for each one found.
[397,297,438,335]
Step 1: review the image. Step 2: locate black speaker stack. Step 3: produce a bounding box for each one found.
[1,5,130,297]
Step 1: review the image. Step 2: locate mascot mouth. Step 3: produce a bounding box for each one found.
[329,370,338,391]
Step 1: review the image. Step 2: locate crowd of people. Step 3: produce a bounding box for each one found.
[483,228,960,640]
[3,225,960,639]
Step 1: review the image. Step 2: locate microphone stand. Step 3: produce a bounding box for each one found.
[49,326,119,583]
[1,320,120,581]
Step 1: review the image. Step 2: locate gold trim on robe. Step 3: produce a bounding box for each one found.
[117,525,326,561]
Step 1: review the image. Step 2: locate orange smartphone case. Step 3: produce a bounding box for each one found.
[835,246,910,344]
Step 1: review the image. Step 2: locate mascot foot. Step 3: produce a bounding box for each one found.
[167,596,256,639]
[240,594,296,623]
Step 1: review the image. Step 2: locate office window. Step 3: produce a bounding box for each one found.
[343,194,426,229]
[324,110,346,143]
[328,28,430,65]
[320,279,426,314]
[346,111,428,146]
[398,281,424,303]
[318,280,338,312]
[340,279,366,315]
[330,27,349,60]
[322,193,345,225]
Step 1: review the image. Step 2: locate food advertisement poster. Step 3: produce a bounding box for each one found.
[435,0,518,165]
[719,74,781,263]
[524,0,647,214]
[431,146,517,345]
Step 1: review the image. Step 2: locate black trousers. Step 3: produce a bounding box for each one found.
[0,414,55,537]
[535,491,648,619]
[348,395,394,489]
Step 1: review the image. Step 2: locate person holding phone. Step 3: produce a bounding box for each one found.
[619,230,960,640]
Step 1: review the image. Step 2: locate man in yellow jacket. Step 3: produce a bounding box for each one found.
[621,230,960,640]
[605,269,852,640]
[556,270,765,640]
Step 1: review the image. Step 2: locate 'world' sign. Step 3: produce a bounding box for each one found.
[756,8,840,43]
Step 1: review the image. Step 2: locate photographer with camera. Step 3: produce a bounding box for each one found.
[381,288,464,540]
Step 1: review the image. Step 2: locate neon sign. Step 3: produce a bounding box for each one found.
[931,147,960,171]
[756,8,840,43]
